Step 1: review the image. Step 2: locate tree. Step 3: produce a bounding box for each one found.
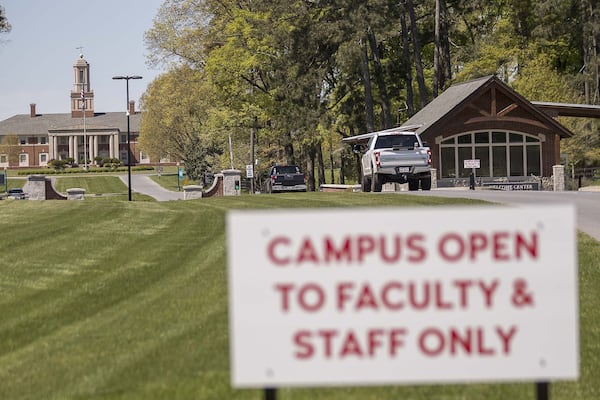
[139,66,221,182]
[0,5,10,34]
[434,0,452,97]
[405,0,428,107]
[142,0,600,186]
[0,134,19,165]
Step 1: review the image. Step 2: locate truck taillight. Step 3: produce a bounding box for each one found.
[427,149,432,165]
[375,151,381,168]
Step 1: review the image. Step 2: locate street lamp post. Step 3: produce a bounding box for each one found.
[112,75,142,201]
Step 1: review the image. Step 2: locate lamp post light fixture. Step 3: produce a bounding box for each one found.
[112,75,142,201]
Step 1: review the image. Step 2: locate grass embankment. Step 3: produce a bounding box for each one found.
[0,193,598,400]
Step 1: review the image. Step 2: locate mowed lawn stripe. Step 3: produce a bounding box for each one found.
[0,193,597,399]
[0,201,226,398]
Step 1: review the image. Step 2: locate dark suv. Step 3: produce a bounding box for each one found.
[8,188,27,200]
[264,165,307,193]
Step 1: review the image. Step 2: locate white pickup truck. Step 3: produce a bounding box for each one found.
[348,129,432,192]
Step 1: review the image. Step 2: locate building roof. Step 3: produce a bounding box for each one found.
[403,76,493,135]
[531,101,600,118]
[402,75,574,139]
[0,112,140,136]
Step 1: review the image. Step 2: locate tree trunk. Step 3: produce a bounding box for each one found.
[360,37,375,132]
[406,0,428,108]
[249,126,255,194]
[284,131,295,165]
[582,0,591,103]
[434,0,441,98]
[401,11,415,117]
[367,26,393,129]
[329,144,335,184]
[306,145,316,191]
[434,0,451,98]
[339,150,345,184]
[317,143,326,188]
[355,153,361,184]
[440,0,452,91]
[589,0,600,104]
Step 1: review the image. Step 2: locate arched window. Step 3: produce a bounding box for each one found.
[439,131,542,179]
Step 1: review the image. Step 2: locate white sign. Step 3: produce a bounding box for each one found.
[464,159,481,169]
[246,164,254,178]
[227,206,578,387]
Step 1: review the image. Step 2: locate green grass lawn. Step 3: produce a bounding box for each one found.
[149,173,185,192]
[0,193,598,399]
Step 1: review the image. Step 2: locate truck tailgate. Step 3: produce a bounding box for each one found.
[379,148,429,166]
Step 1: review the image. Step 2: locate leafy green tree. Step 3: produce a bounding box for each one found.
[139,65,221,182]
[0,134,19,165]
[142,0,600,185]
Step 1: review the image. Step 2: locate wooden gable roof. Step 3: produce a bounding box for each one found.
[403,75,574,141]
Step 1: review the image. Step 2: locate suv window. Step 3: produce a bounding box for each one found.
[375,135,418,149]
[273,166,300,174]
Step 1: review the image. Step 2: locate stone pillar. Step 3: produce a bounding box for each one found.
[67,188,86,200]
[222,169,241,196]
[183,185,203,200]
[24,175,46,200]
[430,168,438,189]
[553,165,565,191]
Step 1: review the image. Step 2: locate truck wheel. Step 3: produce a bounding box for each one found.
[408,178,419,191]
[420,177,432,191]
[372,173,383,192]
[361,174,371,192]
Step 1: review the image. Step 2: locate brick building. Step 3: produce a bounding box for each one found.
[0,54,145,169]
[403,75,600,184]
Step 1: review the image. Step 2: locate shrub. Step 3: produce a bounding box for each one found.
[49,159,69,170]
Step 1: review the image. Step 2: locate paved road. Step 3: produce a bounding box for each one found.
[402,188,600,241]
[119,174,183,201]
[119,174,600,240]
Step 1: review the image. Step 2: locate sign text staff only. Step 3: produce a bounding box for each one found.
[227,206,578,387]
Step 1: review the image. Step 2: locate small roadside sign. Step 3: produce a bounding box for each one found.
[464,159,481,169]
[246,164,254,178]
[227,205,578,388]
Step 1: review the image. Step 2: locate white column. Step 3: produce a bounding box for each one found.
[68,136,74,159]
[48,135,54,159]
[109,134,114,158]
[89,135,95,162]
[114,134,119,159]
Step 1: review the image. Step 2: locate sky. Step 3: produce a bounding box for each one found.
[0,0,166,121]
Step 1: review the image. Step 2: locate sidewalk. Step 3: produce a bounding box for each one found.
[119,174,184,201]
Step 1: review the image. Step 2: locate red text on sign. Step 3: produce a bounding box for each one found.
[438,231,538,262]
[267,234,427,266]
[294,328,407,360]
[418,325,518,356]
[274,279,500,313]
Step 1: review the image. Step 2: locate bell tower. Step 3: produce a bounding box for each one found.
[71,52,94,118]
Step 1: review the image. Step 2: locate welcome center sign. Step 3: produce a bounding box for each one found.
[227,205,578,387]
